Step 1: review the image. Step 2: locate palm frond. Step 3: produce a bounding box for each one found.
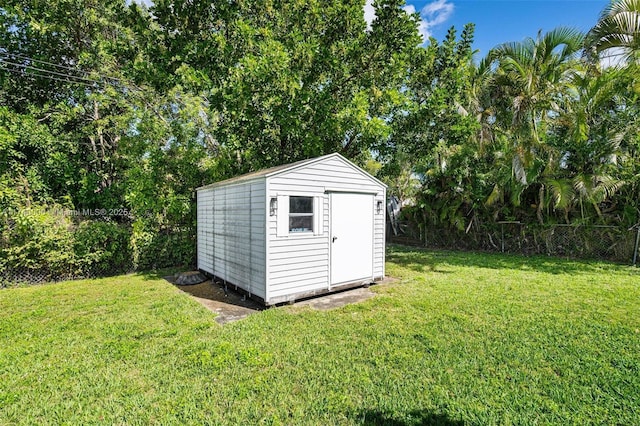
[544,178,574,209]
[586,0,640,62]
[592,175,626,201]
[573,174,592,198]
[542,26,585,61]
[512,154,528,185]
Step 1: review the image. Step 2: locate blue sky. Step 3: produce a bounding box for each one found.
[367,0,609,58]
[134,0,609,60]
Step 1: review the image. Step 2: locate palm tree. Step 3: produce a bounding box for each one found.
[487,27,584,151]
[483,27,584,223]
[553,67,637,221]
[585,0,640,64]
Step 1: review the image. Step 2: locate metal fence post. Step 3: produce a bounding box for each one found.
[633,225,640,267]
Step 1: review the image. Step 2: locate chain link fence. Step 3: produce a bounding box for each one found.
[389,221,640,265]
[0,226,196,288]
[3,220,638,288]
[0,264,131,287]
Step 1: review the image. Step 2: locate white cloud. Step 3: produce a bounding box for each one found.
[422,0,454,25]
[366,0,453,41]
[403,4,429,41]
[403,4,416,15]
[407,0,455,41]
[364,0,376,30]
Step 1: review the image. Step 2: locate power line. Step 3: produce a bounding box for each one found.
[0,57,142,93]
[3,51,90,74]
[0,50,138,91]
[0,50,151,102]
[0,57,101,86]
[1,62,97,87]
[1,51,125,84]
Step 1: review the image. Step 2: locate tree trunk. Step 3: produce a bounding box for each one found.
[537,184,545,224]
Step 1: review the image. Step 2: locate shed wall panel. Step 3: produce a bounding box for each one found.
[198,180,266,299]
[197,190,214,272]
[373,192,386,278]
[265,155,385,302]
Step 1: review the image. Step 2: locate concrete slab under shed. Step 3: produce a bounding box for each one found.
[294,286,375,310]
[168,279,263,325]
[167,276,395,324]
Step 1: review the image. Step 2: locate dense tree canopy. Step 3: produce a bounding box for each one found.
[1,0,639,276]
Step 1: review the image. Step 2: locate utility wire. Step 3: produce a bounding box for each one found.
[0,50,140,92]
[1,62,98,88]
[0,55,163,127]
[0,56,144,94]
[0,57,101,86]
[1,51,125,84]
[3,51,92,74]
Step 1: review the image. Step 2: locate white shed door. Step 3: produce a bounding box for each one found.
[330,193,374,285]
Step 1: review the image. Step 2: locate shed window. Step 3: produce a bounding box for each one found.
[289,196,314,233]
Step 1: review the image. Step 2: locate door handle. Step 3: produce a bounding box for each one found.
[332,236,338,243]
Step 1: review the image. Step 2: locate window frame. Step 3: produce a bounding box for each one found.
[288,196,314,234]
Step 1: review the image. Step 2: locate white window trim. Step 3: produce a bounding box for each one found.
[275,195,324,237]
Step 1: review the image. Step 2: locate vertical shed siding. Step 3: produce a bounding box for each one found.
[373,190,386,278]
[198,180,266,299]
[267,156,385,301]
[266,189,328,299]
[197,190,214,272]
[250,181,267,297]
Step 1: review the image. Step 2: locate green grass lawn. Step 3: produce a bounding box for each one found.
[1,246,639,425]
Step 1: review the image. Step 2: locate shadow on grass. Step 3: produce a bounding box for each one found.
[387,244,636,276]
[355,409,465,425]
[138,267,263,318]
[136,266,186,281]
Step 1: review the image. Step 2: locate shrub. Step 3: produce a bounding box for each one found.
[131,225,195,271]
[0,205,77,281]
[1,204,195,284]
[73,221,133,276]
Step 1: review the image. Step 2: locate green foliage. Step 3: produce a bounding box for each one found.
[395,25,479,160]
[124,0,420,175]
[0,206,76,278]
[390,21,640,231]
[389,24,486,229]
[1,0,424,281]
[0,206,124,280]
[73,221,132,275]
[585,0,640,64]
[1,0,640,282]
[0,204,192,282]
[0,107,75,207]
[130,225,195,271]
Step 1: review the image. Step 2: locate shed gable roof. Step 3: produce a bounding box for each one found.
[197,153,386,190]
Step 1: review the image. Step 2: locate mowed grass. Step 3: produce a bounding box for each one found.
[1,246,639,425]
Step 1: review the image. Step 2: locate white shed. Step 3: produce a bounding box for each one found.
[196,153,386,305]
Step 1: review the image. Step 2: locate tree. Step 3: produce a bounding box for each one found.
[545,67,629,222]
[585,0,640,64]
[0,0,144,210]
[389,24,483,230]
[141,0,421,175]
[483,27,585,223]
